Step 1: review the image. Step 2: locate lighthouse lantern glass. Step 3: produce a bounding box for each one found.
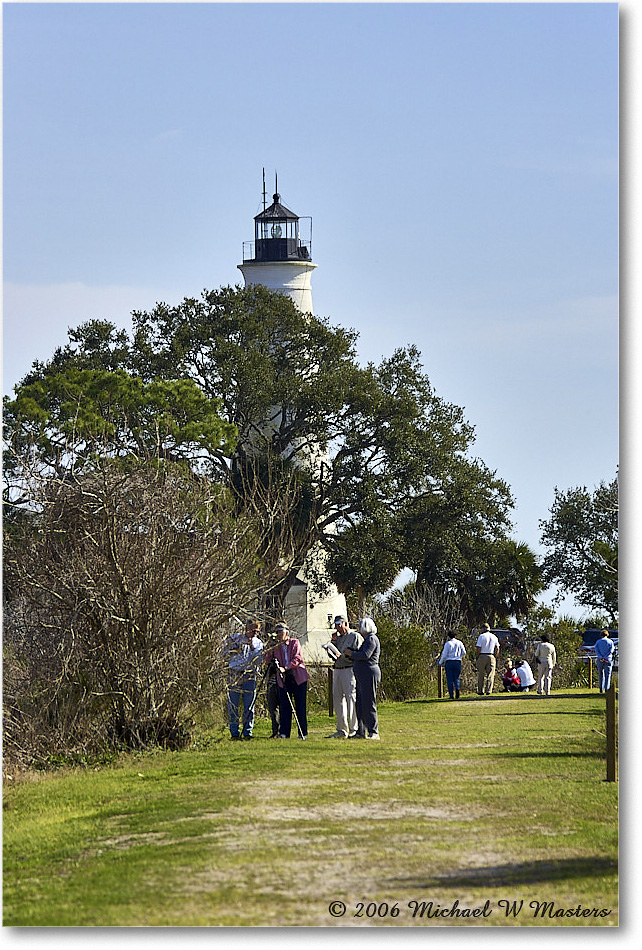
[244,188,311,263]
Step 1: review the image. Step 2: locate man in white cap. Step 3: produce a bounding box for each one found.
[326,615,362,738]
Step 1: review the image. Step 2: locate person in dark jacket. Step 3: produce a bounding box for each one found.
[343,617,381,740]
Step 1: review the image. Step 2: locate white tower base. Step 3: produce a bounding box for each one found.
[238,258,348,659]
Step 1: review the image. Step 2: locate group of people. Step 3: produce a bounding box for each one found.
[501,658,534,692]
[438,623,560,699]
[228,618,617,739]
[323,615,382,740]
[225,618,310,740]
[225,614,382,742]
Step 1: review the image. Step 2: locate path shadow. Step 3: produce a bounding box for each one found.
[496,750,603,760]
[385,855,617,889]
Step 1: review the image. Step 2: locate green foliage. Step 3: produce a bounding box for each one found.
[7,285,525,617]
[328,517,401,612]
[3,367,236,487]
[523,606,583,655]
[375,617,436,701]
[580,613,616,632]
[409,524,544,625]
[4,284,545,729]
[540,474,618,620]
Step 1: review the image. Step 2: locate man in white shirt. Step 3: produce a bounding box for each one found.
[475,623,500,695]
[438,632,467,699]
[515,659,536,692]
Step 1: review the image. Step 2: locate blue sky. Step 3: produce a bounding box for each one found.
[3,1,622,617]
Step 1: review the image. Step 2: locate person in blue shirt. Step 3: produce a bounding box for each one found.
[594,629,615,693]
[226,618,264,739]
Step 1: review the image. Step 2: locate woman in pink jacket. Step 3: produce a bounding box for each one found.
[271,621,309,739]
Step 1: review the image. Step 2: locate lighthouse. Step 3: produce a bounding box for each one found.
[238,176,348,655]
[238,177,316,314]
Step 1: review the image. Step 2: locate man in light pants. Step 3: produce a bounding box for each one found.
[475,623,500,695]
[327,616,362,738]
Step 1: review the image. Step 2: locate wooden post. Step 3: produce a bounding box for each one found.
[588,657,593,690]
[605,678,617,782]
[327,666,334,718]
[437,664,443,699]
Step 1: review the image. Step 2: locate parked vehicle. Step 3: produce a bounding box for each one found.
[579,628,618,672]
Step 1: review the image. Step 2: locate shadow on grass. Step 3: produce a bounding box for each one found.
[405,696,605,721]
[496,750,603,760]
[466,710,607,721]
[385,855,617,889]
[406,693,599,706]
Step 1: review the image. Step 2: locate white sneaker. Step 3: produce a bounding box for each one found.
[366,733,381,740]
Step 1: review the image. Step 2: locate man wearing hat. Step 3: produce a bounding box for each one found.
[226,618,264,740]
[327,615,362,738]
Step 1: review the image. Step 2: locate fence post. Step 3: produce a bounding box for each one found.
[327,666,334,718]
[437,664,443,699]
[589,657,593,690]
[605,678,617,782]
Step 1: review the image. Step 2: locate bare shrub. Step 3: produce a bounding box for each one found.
[3,461,287,767]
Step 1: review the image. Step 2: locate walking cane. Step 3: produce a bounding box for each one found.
[280,668,305,739]
[247,658,272,720]
[285,685,305,739]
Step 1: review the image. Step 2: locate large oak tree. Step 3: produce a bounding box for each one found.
[539,474,618,621]
[5,285,536,615]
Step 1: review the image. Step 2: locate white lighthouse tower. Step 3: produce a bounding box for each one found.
[238,177,348,656]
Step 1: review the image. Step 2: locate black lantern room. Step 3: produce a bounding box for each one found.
[243,182,312,263]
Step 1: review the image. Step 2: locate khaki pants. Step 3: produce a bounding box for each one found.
[537,662,553,695]
[332,666,358,736]
[477,654,496,694]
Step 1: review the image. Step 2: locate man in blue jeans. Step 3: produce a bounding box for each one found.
[594,629,615,693]
[226,619,263,740]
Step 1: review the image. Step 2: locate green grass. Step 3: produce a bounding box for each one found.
[3,689,618,927]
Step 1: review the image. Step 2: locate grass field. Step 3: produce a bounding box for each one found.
[2,689,618,927]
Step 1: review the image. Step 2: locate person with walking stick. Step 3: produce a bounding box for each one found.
[272,622,309,740]
[264,650,281,738]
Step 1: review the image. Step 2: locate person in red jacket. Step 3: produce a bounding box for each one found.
[502,659,521,692]
[271,621,309,739]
